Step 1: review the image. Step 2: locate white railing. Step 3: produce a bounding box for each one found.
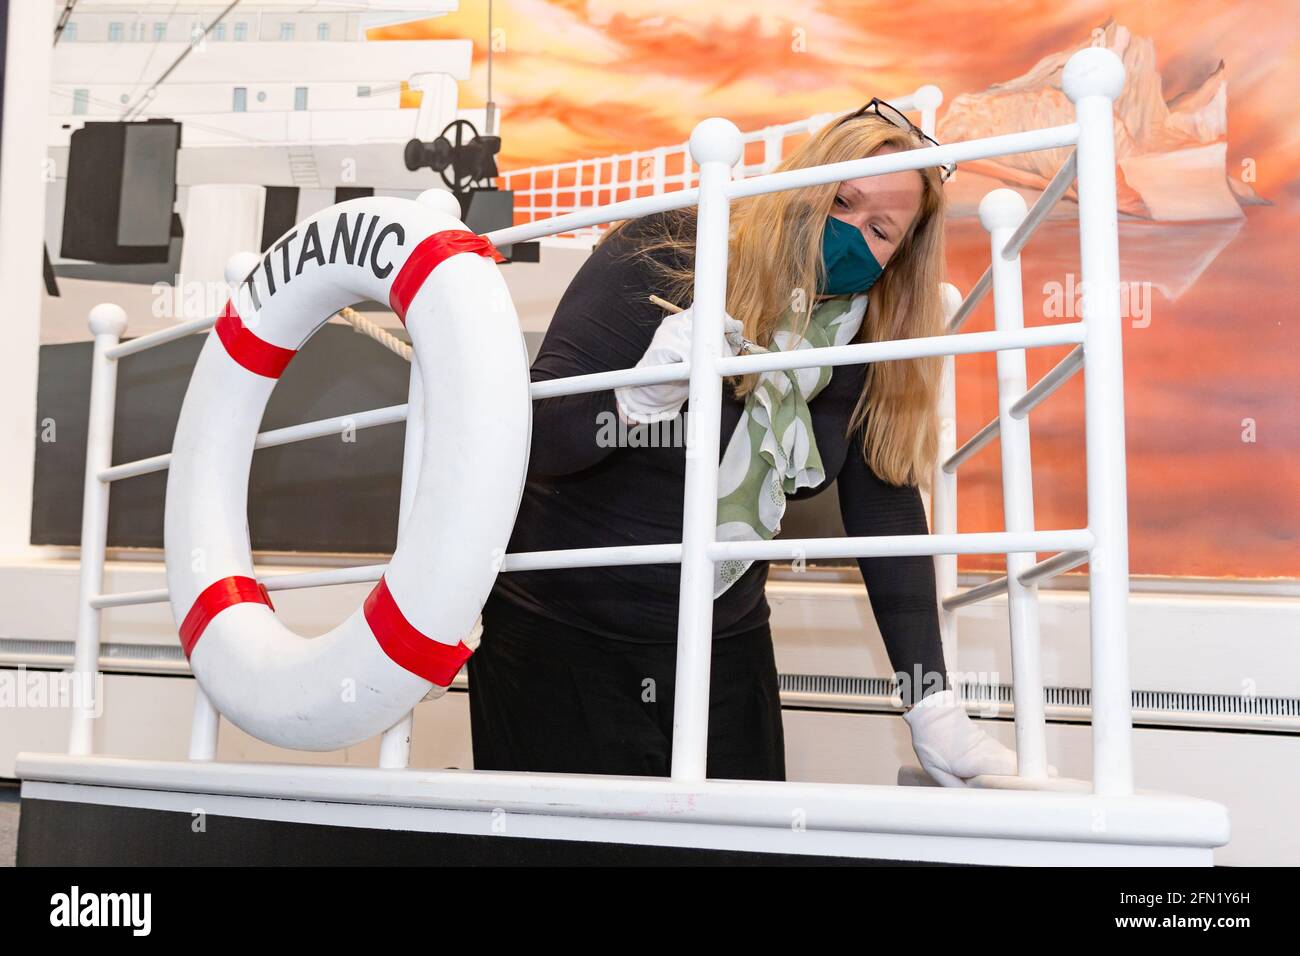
[69,48,1134,797]
[497,88,943,246]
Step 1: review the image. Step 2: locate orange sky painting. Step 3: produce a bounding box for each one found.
[376,2,1299,580]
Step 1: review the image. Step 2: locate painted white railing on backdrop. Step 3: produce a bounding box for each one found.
[69,48,1133,798]
[497,88,942,245]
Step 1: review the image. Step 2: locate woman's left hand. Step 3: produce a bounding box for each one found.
[615,306,745,425]
[902,689,1060,786]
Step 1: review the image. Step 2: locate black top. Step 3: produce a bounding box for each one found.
[490,212,947,692]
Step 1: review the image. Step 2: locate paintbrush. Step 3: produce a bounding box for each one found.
[648,295,768,354]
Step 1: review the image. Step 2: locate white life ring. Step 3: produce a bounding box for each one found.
[164,196,531,751]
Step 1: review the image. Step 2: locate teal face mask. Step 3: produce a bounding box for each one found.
[819,216,883,296]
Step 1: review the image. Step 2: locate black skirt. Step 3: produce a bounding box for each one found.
[467,592,786,781]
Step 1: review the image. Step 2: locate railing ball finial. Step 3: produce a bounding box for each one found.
[688,117,744,167]
[939,282,963,317]
[913,84,944,111]
[88,302,128,338]
[978,188,1029,233]
[1062,47,1125,103]
[416,187,464,220]
[224,251,261,290]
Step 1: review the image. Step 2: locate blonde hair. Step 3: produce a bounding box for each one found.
[604,114,947,488]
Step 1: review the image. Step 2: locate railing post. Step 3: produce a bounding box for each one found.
[68,304,128,755]
[932,284,962,686]
[377,352,422,770]
[375,189,463,769]
[762,127,782,174]
[669,118,742,781]
[913,84,943,139]
[187,251,260,762]
[981,189,1048,779]
[187,692,220,760]
[184,252,260,764]
[1064,47,1134,796]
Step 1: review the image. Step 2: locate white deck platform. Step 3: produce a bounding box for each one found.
[16,753,1229,866]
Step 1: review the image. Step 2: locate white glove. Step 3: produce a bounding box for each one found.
[902,689,1059,787]
[614,306,745,425]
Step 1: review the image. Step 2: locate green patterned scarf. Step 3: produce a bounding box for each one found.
[714,293,868,597]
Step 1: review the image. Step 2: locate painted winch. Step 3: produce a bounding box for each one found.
[163,196,532,751]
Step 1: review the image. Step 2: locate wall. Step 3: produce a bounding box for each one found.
[379,2,1300,581]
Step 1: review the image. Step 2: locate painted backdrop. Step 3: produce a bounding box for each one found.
[377,1,1299,580]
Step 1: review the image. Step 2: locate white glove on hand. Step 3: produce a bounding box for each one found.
[614,306,745,425]
[902,689,1059,787]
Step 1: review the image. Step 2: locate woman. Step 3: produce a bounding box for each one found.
[468,102,1023,786]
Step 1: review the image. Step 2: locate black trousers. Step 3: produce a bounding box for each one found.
[468,599,786,781]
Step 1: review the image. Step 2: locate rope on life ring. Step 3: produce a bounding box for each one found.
[339,306,412,362]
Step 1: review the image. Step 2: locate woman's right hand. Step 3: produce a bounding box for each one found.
[614,306,745,425]
[903,688,1060,786]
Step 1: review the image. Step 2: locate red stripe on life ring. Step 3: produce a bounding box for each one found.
[388,230,506,323]
[364,575,473,686]
[214,301,297,379]
[179,575,275,658]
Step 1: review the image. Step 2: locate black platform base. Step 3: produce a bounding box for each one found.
[18,797,932,866]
